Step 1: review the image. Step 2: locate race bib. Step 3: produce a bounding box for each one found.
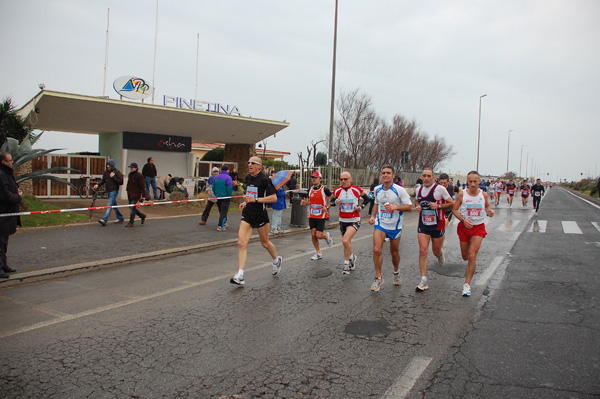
[310,204,323,216]
[379,209,393,219]
[466,203,483,218]
[246,186,258,199]
[421,209,437,225]
[340,199,354,213]
[534,192,541,197]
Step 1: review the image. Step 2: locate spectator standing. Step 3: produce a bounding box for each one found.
[213,165,233,231]
[94,159,125,226]
[271,185,287,234]
[229,166,239,191]
[125,163,147,227]
[0,152,22,278]
[286,172,297,204]
[199,167,219,225]
[142,157,158,200]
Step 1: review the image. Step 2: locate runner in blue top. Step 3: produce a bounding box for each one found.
[368,166,413,292]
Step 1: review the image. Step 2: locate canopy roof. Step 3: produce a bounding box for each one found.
[17,90,289,144]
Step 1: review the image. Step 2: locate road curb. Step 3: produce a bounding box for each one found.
[0,221,340,289]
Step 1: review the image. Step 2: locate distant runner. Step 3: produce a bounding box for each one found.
[520,180,530,207]
[505,180,516,207]
[531,178,545,215]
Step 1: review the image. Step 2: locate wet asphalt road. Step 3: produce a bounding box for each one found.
[1,188,598,398]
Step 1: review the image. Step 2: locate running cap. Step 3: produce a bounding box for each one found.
[311,171,322,178]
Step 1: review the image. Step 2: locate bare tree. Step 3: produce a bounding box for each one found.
[332,89,384,168]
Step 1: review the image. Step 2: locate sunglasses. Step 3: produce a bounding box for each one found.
[340,178,349,181]
[248,161,261,165]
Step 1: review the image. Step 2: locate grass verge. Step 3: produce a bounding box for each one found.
[19,196,90,227]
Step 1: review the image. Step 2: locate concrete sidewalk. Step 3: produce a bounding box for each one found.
[1,202,346,288]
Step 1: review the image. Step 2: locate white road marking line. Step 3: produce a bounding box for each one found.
[562,221,583,234]
[496,219,521,232]
[562,188,600,210]
[528,220,547,233]
[592,222,600,233]
[382,356,433,398]
[475,256,504,287]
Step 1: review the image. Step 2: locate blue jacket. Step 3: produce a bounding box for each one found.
[213,171,233,198]
[272,187,287,210]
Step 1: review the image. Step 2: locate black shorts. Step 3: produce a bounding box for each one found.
[241,209,270,228]
[309,218,327,232]
[339,221,360,236]
[418,224,445,239]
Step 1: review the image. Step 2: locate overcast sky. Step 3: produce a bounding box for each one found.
[1,0,599,181]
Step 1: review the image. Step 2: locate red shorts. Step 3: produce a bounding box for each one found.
[457,222,487,242]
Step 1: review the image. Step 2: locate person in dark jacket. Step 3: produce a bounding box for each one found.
[94,159,125,226]
[0,152,22,278]
[125,163,147,227]
[142,157,158,200]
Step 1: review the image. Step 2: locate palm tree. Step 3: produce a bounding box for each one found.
[0,97,30,146]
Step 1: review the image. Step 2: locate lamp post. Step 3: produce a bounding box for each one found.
[506,129,513,176]
[519,145,524,179]
[327,0,339,188]
[476,94,487,172]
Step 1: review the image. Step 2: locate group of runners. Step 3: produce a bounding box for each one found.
[230,157,498,297]
[487,178,546,212]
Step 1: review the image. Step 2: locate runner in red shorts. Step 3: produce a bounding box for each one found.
[452,170,494,297]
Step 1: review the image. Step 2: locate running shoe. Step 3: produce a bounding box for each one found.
[349,254,357,270]
[325,232,334,247]
[437,254,446,266]
[342,263,351,275]
[217,226,223,231]
[416,278,429,291]
[384,237,390,243]
[462,283,471,297]
[370,277,384,292]
[393,272,402,286]
[310,252,323,261]
[272,256,283,275]
[230,274,245,286]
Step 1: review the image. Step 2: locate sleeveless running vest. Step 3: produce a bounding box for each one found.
[308,185,329,219]
[417,183,445,231]
[459,189,486,225]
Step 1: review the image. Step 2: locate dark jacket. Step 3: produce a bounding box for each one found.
[126,170,146,201]
[98,167,124,192]
[0,163,22,236]
[142,163,157,178]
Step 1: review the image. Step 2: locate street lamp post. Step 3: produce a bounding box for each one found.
[506,129,513,176]
[476,94,487,172]
[327,0,339,188]
[519,145,524,179]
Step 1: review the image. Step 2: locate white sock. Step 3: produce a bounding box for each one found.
[421,276,427,281]
[237,269,244,277]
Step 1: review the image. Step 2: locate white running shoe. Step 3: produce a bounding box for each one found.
[416,278,429,291]
[272,256,282,275]
[462,283,471,297]
[393,272,402,286]
[371,277,384,292]
[310,252,323,261]
[325,232,334,247]
[437,254,446,266]
[349,254,357,270]
[342,263,351,275]
[230,274,245,286]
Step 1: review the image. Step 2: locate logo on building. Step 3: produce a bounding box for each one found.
[113,76,153,100]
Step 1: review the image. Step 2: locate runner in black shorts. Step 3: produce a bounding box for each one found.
[230,156,282,286]
[300,171,334,260]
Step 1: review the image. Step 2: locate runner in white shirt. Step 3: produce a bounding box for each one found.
[368,166,413,292]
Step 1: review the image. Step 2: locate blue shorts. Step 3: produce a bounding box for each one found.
[374,225,402,240]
